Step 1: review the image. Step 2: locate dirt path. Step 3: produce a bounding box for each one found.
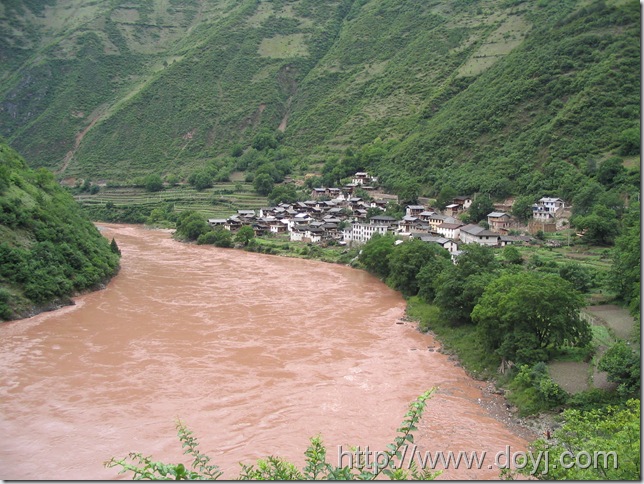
[58,106,107,174]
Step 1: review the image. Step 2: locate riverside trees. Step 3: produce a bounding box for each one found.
[471,272,590,364]
[358,238,592,367]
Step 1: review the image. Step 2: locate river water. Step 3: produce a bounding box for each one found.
[0,224,530,480]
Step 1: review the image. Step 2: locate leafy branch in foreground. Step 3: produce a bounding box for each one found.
[105,388,439,480]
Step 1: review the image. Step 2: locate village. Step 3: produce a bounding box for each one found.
[207,172,569,258]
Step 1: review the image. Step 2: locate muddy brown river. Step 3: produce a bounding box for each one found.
[0,224,530,479]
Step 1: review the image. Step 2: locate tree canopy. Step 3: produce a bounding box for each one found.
[471,271,590,364]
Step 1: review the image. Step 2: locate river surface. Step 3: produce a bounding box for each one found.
[0,224,530,480]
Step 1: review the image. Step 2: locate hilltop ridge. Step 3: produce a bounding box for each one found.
[0,0,639,201]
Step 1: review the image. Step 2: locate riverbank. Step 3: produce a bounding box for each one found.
[2,274,117,323]
[182,230,552,446]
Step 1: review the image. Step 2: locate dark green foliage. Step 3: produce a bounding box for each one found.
[433,244,499,324]
[0,143,120,319]
[466,195,495,223]
[197,228,233,248]
[144,174,164,193]
[175,211,211,241]
[618,127,640,156]
[471,271,590,364]
[610,203,640,317]
[358,233,396,279]
[511,195,536,223]
[252,130,278,151]
[501,246,523,265]
[572,204,619,245]
[253,173,274,196]
[188,171,214,191]
[597,341,641,398]
[110,238,121,256]
[558,262,592,293]
[0,0,637,207]
[268,184,299,205]
[235,226,255,246]
[507,363,568,415]
[435,186,457,211]
[596,157,626,188]
[517,400,640,480]
[386,239,450,297]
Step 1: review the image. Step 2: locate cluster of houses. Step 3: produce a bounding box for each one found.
[207,172,563,256]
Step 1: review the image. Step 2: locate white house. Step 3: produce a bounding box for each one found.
[453,196,473,210]
[343,223,388,244]
[538,197,565,212]
[436,222,464,240]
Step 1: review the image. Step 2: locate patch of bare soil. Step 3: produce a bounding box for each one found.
[548,361,590,394]
[586,305,636,340]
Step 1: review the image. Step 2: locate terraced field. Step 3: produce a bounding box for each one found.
[74,184,268,219]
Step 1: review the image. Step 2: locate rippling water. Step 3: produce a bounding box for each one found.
[0,224,528,479]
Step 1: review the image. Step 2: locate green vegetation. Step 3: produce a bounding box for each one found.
[0,0,638,212]
[355,211,639,421]
[1,0,639,477]
[74,183,270,222]
[0,142,120,320]
[472,272,590,364]
[106,390,439,480]
[515,399,640,480]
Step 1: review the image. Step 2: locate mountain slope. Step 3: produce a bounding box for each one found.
[0,141,120,321]
[0,0,639,197]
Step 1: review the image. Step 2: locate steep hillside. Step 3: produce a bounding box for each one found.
[0,0,639,198]
[0,141,120,321]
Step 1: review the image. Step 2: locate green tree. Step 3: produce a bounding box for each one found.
[253,174,274,196]
[109,238,121,256]
[144,174,164,192]
[558,262,592,293]
[175,211,211,241]
[165,174,180,186]
[516,399,640,480]
[252,130,278,151]
[235,226,255,246]
[598,341,640,398]
[358,233,396,279]
[435,186,457,210]
[596,156,625,188]
[572,182,603,217]
[231,143,244,158]
[268,184,298,205]
[188,170,213,191]
[501,246,523,265]
[618,127,640,156]
[416,253,452,303]
[610,203,640,317]
[394,179,420,205]
[511,195,536,223]
[467,195,495,223]
[197,228,234,248]
[572,204,618,245]
[471,272,590,364]
[433,244,499,324]
[387,239,450,297]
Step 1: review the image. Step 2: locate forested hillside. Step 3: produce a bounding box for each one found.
[0,0,639,200]
[0,142,120,321]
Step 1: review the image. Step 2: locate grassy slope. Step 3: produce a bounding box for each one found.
[0,0,640,194]
[0,142,120,320]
